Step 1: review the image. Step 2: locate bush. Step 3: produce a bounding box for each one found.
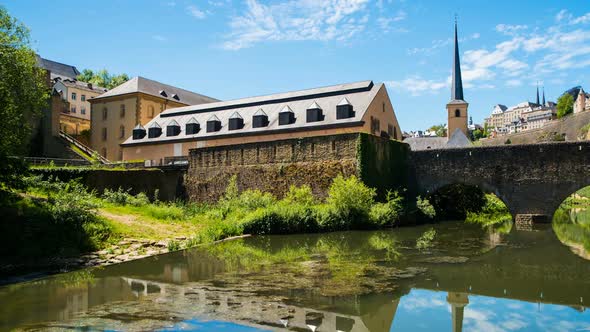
[103,187,132,205]
[369,191,404,226]
[416,196,436,219]
[325,175,376,229]
[242,202,318,234]
[283,185,315,206]
[235,189,276,210]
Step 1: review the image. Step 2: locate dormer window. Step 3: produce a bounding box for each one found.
[206,114,222,132]
[132,124,146,140]
[185,117,200,135]
[336,98,354,119]
[306,101,323,122]
[166,119,181,136]
[252,109,269,128]
[228,112,244,130]
[159,90,167,97]
[171,94,180,101]
[278,105,295,125]
[148,122,162,138]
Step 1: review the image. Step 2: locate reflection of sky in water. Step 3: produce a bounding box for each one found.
[395,289,590,332]
[159,319,271,332]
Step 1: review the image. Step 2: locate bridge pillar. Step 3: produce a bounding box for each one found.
[514,214,550,231]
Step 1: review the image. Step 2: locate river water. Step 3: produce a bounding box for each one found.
[2,219,590,331]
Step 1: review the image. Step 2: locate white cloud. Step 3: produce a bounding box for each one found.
[187,5,207,19]
[495,24,528,36]
[555,9,590,25]
[377,10,408,33]
[571,13,590,25]
[387,76,448,96]
[506,79,522,87]
[222,0,370,50]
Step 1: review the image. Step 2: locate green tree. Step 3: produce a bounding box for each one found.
[557,93,574,119]
[0,6,48,185]
[428,124,447,137]
[76,69,129,89]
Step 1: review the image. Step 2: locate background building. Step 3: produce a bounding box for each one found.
[53,78,107,136]
[121,80,402,164]
[89,76,218,161]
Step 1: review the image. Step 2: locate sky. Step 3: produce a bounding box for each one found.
[3,0,590,131]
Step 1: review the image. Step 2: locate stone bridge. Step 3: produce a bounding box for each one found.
[409,141,590,223]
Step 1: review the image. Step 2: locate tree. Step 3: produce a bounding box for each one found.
[0,7,48,165]
[557,93,574,119]
[428,124,447,137]
[76,68,129,89]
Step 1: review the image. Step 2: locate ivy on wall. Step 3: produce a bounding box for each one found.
[356,133,411,200]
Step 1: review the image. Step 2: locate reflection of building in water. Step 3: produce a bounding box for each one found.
[447,292,469,332]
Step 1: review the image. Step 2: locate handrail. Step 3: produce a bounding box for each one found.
[59,131,110,164]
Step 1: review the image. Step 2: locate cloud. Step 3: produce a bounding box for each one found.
[505,79,522,87]
[495,24,528,36]
[408,33,480,55]
[387,76,448,97]
[187,5,207,19]
[571,13,590,25]
[555,9,590,25]
[222,0,371,50]
[377,10,408,33]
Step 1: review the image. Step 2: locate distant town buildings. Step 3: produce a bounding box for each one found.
[572,87,590,114]
[484,86,557,137]
[53,78,107,135]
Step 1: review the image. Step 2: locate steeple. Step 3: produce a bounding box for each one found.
[542,87,546,105]
[536,82,540,105]
[451,18,464,101]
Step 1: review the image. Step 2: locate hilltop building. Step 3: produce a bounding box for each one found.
[404,21,471,151]
[53,78,107,135]
[120,80,402,164]
[483,86,556,136]
[573,87,590,114]
[89,76,218,161]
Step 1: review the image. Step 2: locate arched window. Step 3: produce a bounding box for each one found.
[120,104,126,118]
[119,125,125,139]
[148,105,155,118]
[455,109,461,117]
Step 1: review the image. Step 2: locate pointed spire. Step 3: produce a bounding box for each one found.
[542,86,546,105]
[536,82,540,105]
[451,18,464,101]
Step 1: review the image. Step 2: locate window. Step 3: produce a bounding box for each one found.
[101,128,107,141]
[71,92,76,100]
[81,107,86,115]
[119,125,125,139]
[383,102,385,112]
[102,107,108,120]
[370,116,380,134]
[81,95,86,102]
[148,105,155,118]
[455,109,461,117]
[71,106,76,113]
[120,104,126,118]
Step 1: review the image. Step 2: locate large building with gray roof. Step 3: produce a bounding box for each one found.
[121,80,402,164]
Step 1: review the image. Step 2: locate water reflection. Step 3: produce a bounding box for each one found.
[2,222,590,331]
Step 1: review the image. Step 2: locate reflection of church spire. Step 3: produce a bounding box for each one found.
[447,292,469,332]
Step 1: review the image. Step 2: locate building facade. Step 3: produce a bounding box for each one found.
[121,80,403,164]
[53,78,107,135]
[89,76,218,161]
[574,87,590,114]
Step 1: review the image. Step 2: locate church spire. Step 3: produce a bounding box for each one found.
[536,82,540,105]
[451,18,464,101]
[542,86,546,105]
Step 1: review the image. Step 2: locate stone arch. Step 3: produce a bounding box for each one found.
[550,184,590,221]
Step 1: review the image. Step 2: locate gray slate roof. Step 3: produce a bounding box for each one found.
[91,76,218,105]
[56,78,107,93]
[403,129,471,151]
[36,56,80,79]
[122,80,381,146]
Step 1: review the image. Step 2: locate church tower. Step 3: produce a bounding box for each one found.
[446,20,469,138]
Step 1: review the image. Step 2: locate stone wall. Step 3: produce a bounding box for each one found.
[32,168,186,201]
[481,111,590,146]
[185,134,361,202]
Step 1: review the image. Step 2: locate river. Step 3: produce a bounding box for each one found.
[2,218,590,331]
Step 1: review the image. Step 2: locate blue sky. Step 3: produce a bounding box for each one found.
[3,0,590,131]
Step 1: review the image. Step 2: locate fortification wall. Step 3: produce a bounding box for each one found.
[185,133,411,203]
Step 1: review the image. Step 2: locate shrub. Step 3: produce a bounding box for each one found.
[235,189,276,210]
[325,175,376,229]
[167,240,181,252]
[102,187,132,205]
[283,185,315,206]
[242,202,318,234]
[416,196,436,219]
[369,191,404,227]
[128,192,150,207]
